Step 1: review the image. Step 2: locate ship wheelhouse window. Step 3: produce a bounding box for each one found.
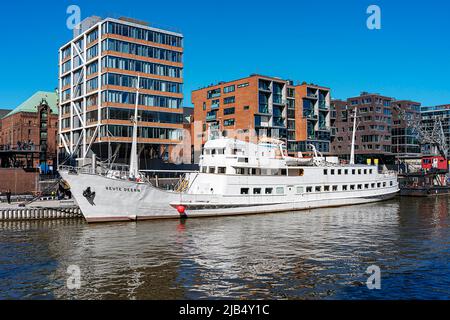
[332,185,338,191]
[306,187,313,193]
[344,170,348,175]
[343,185,348,191]
[281,169,287,176]
[358,184,363,190]
[250,168,257,175]
[218,167,226,174]
[265,188,273,195]
[371,183,376,188]
[324,169,328,175]
[253,188,262,195]
[390,181,393,186]
[236,168,245,175]
[315,186,321,192]
[324,186,330,192]
[296,187,304,194]
[365,184,369,189]
[358,169,362,175]
[370,169,373,174]
[209,167,215,174]
[377,183,381,188]
[383,182,387,187]
[241,188,250,195]
[364,169,367,174]
[276,187,285,195]
[350,185,355,190]
[352,169,356,175]
[331,170,335,175]
[338,170,342,175]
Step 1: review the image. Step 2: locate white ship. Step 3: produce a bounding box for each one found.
[59,136,399,223]
[58,78,399,223]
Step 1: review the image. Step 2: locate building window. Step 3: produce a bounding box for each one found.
[224,119,235,127]
[224,96,235,104]
[223,85,235,94]
[224,107,235,115]
[244,106,250,110]
[241,188,249,195]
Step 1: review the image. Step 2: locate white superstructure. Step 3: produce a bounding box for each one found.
[59,137,399,223]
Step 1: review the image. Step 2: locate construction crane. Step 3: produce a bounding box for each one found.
[394,106,448,159]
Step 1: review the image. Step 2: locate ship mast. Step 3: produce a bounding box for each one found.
[129,75,140,179]
[350,106,358,165]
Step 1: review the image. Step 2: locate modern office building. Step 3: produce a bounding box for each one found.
[191,74,332,163]
[58,16,188,167]
[331,93,422,163]
[421,104,450,158]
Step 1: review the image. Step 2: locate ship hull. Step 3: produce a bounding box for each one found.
[60,171,399,223]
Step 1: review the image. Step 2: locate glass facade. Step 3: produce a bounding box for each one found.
[103,21,183,47]
[102,56,182,78]
[102,38,182,63]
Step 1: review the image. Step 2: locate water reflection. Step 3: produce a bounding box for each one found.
[0,197,449,300]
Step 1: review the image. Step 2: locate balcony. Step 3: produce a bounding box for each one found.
[317,126,331,132]
[273,118,286,127]
[211,102,220,109]
[319,102,330,111]
[258,105,270,114]
[305,113,318,121]
[306,93,318,99]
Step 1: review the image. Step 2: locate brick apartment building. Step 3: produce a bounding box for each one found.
[58,16,190,168]
[331,92,422,164]
[191,74,332,163]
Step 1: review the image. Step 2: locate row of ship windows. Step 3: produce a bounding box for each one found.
[240,181,394,195]
[324,168,374,175]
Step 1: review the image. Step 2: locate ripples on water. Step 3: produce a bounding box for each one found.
[0,197,449,300]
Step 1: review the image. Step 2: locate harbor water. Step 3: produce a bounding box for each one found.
[0,196,449,300]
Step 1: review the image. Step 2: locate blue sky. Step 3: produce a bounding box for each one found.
[1,0,449,109]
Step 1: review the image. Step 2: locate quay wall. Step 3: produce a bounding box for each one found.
[0,168,39,194]
[0,207,83,221]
